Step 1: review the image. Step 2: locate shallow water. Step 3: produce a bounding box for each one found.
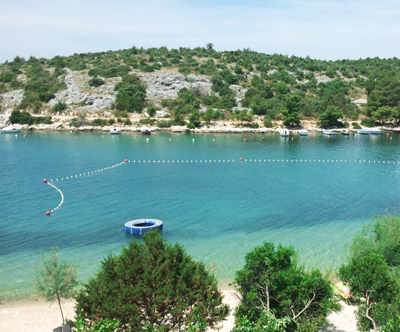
[1,131,400,296]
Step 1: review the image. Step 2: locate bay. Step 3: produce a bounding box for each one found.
[1,131,399,297]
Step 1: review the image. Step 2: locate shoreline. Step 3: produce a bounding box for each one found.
[0,287,358,332]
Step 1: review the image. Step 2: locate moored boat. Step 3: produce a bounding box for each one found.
[110,127,121,134]
[340,130,349,135]
[141,126,151,135]
[1,125,22,133]
[369,128,381,134]
[322,129,336,135]
[357,129,370,135]
[298,129,308,136]
[278,129,289,137]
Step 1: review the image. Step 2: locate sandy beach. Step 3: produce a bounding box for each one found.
[0,289,358,332]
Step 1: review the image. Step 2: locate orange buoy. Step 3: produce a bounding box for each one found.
[43,179,47,183]
[387,133,389,137]
[75,136,78,139]
[213,139,215,142]
[262,137,265,140]
[169,138,171,141]
[291,137,294,141]
[240,158,243,161]
[24,135,27,138]
[390,137,393,140]
[314,135,316,139]
[46,211,50,215]
[328,136,330,139]
[243,138,247,142]
[135,135,137,138]
[44,135,46,138]
[252,137,254,140]
[125,159,128,163]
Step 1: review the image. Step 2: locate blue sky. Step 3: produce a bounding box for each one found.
[0,0,399,63]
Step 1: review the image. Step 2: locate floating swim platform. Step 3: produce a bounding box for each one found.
[124,219,163,235]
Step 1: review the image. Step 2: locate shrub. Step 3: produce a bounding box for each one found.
[88,77,105,87]
[114,110,129,118]
[139,118,156,125]
[114,74,146,112]
[186,122,195,129]
[90,119,108,127]
[39,92,55,102]
[108,119,115,125]
[52,101,67,113]
[264,116,273,127]
[74,231,229,331]
[147,104,158,117]
[157,120,172,128]
[123,119,132,125]
[9,109,52,125]
[361,117,376,127]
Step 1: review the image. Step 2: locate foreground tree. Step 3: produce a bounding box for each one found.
[339,253,399,332]
[74,231,229,331]
[282,94,301,126]
[349,210,400,277]
[233,242,338,332]
[35,247,79,325]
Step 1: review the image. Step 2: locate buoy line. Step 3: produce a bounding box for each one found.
[47,182,64,214]
[44,157,398,215]
[44,159,128,215]
[127,159,400,164]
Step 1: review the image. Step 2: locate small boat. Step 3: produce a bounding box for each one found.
[393,128,400,133]
[298,129,308,136]
[357,129,370,135]
[1,125,22,133]
[110,127,121,134]
[340,130,349,135]
[278,129,289,137]
[369,128,381,134]
[141,126,151,135]
[322,129,336,135]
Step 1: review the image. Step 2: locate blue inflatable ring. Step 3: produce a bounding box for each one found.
[124,219,163,235]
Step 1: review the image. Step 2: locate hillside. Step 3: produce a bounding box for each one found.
[1,46,399,131]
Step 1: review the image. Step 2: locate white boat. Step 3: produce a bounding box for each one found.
[322,129,336,135]
[340,130,349,135]
[298,129,308,136]
[141,126,151,135]
[278,129,289,137]
[1,125,22,133]
[369,128,381,134]
[357,129,370,135]
[110,127,121,134]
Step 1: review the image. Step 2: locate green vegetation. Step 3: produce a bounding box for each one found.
[339,254,399,332]
[114,74,146,112]
[2,46,400,128]
[348,210,400,278]
[233,242,339,332]
[9,109,52,125]
[88,77,105,87]
[341,210,400,331]
[35,247,79,325]
[74,231,229,331]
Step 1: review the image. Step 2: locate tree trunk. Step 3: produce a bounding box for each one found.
[56,289,65,325]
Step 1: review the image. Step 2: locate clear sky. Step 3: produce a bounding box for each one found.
[0,0,399,63]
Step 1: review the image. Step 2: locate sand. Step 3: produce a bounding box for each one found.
[0,290,358,332]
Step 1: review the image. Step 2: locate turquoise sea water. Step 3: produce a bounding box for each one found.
[1,131,400,297]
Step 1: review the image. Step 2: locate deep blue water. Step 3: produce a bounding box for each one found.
[1,131,400,297]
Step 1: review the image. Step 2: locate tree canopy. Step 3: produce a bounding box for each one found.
[74,231,229,332]
[233,242,338,332]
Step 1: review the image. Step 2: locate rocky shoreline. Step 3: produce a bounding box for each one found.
[6,122,357,134]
